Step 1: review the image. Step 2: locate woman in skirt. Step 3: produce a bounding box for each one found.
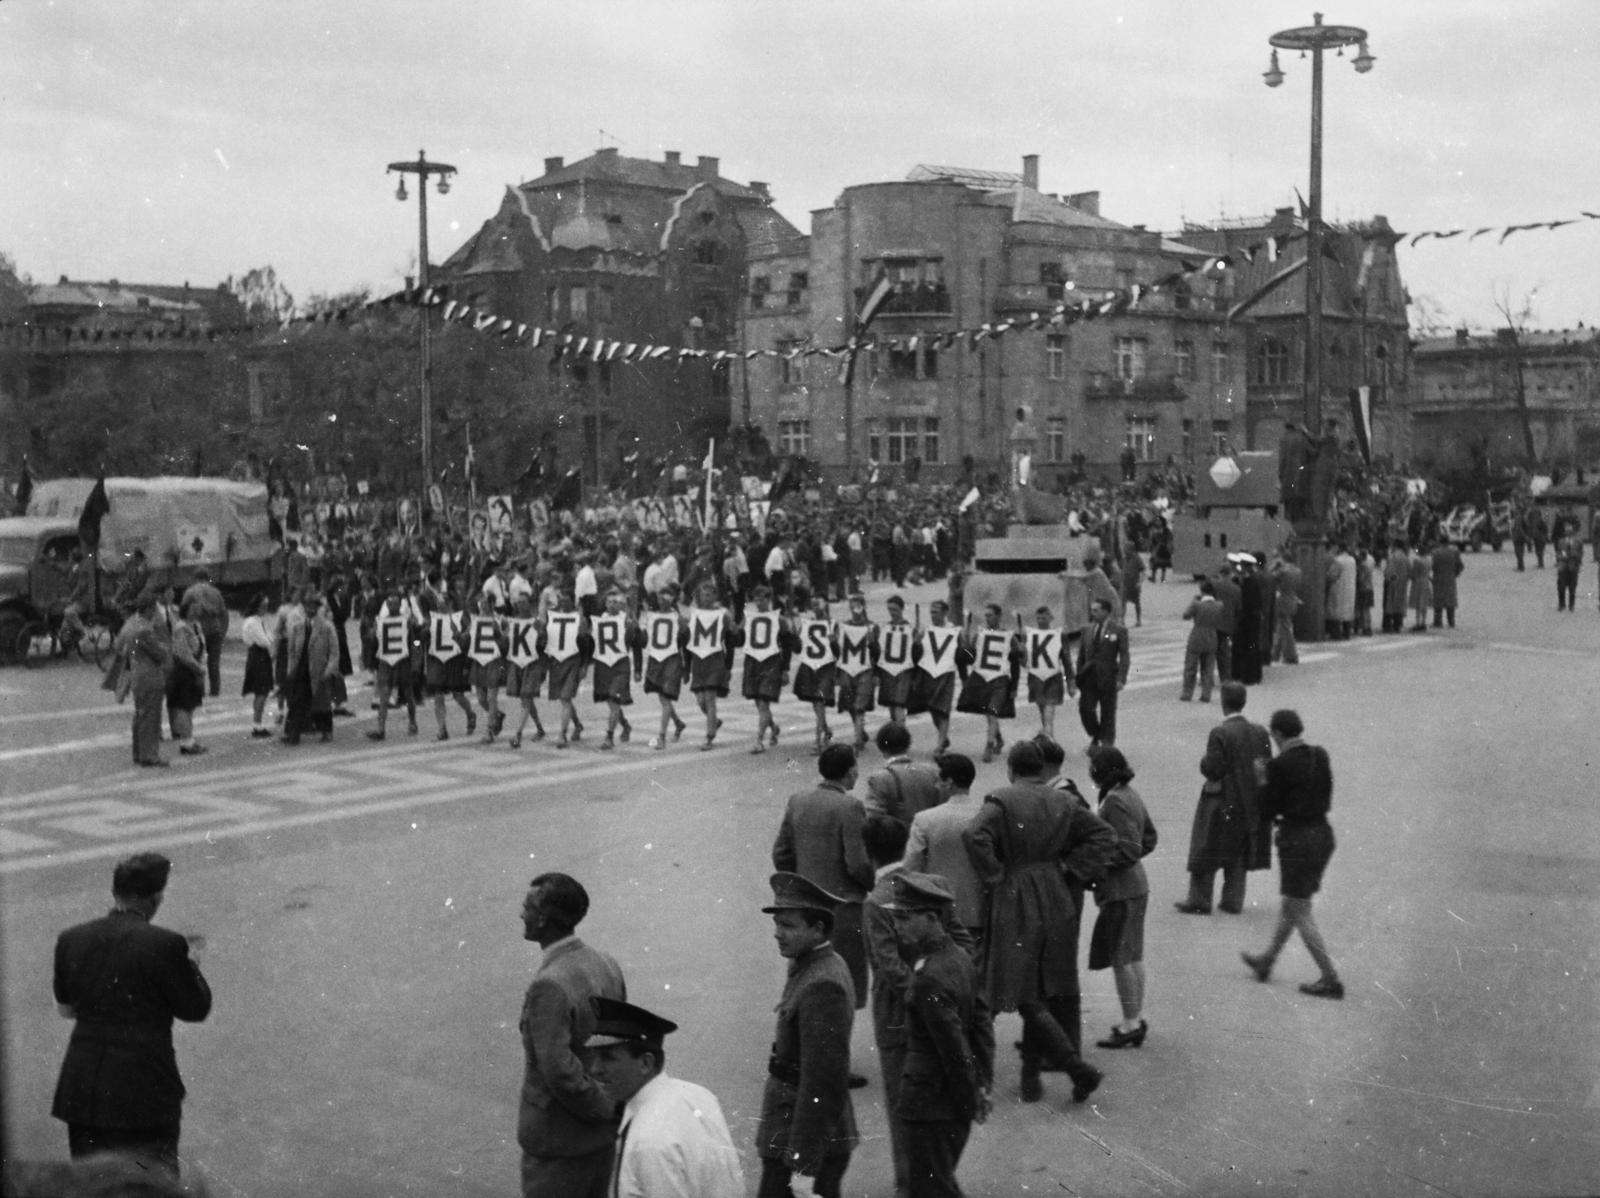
[591,588,643,750]
[957,602,1016,762]
[908,598,959,754]
[167,608,208,756]
[241,594,277,739]
[504,593,547,748]
[791,593,836,755]
[544,583,587,748]
[425,592,477,741]
[834,591,879,752]
[686,579,738,751]
[1087,745,1157,1048]
[469,592,507,743]
[642,583,687,749]
[739,583,789,754]
[1025,605,1066,745]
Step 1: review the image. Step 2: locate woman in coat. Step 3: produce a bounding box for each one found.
[1408,544,1434,632]
[1087,746,1158,1048]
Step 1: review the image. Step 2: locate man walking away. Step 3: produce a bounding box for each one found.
[1176,682,1272,915]
[180,568,229,698]
[1180,581,1223,702]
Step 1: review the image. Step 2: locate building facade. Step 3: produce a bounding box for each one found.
[1411,327,1600,472]
[739,157,1248,486]
[437,148,801,483]
[1177,209,1412,462]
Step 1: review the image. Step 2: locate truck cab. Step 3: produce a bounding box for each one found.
[961,525,1093,635]
[0,517,91,652]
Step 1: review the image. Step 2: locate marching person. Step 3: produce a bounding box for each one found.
[241,593,278,739]
[740,583,790,754]
[545,583,587,748]
[876,594,917,725]
[424,589,478,742]
[586,997,744,1198]
[1242,710,1344,999]
[1086,747,1157,1050]
[686,578,738,751]
[756,872,859,1198]
[1022,605,1065,743]
[471,591,508,744]
[366,587,419,741]
[792,593,837,755]
[1176,681,1272,915]
[642,583,688,750]
[956,603,1015,764]
[910,599,960,754]
[835,592,880,753]
[504,591,548,748]
[890,872,994,1198]
[517,872,627,1197]
[1072,597,1130,749]
[52,853,211,1179]
[963,740,1115,1104]
[592,587,644,751]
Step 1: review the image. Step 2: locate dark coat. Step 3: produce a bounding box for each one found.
[864,759,943,826]
[1183,595,1225,654]
[1073,617,1130,694]
[963,781,1115,1010]
[517,937,626,1158]
[1382,552,1411,615]
[898,940,995,1125]
[1431,544,1464,608]
[1187,714,1274,873]
[756,944,859,1170]
[864,867,976,1053]
[52,910,212,1129]
[1211,575,1242,635]
[772,782,875,904]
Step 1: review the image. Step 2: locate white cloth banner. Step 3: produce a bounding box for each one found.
[643,613,680,663]
[918,628,959,679]
[469,616,503,667]
[971,630,1012,682]
[545,612,582,662]
[878,624,913,676]
[685,609,725,660]
[429,613,459,663]
[376,615,408,666]
[506,618,540,668]
[797,620,833,668]
[836,623,875,678]
[744,612,783,662]
[1024,629,1062,681]
[592,614,629,667]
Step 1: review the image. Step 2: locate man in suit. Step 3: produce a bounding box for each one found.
[518,872,627,1198]
[889,872,994,1198]
[1176,682,1273,915]
[1431,540,1465,627]
[1180,581,1225,702]
[1210,563,1242,680]
[52,852,212,1178]
[1072,598,1130,748]
[863,722,943,826]
[772,744,876,1017]
[1380,543,1411,634]
[756,873,859,1198]
[1271,553,1303,662]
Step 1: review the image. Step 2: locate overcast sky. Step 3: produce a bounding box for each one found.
[4,0,1596,331]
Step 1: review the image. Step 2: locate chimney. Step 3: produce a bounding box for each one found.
[1063,191,1100,217]
[544,156,564,174]
[750,181,770,199]
[664,150,681,166]
[596,146,619,158]
[59,274,69,284]
[697,155,719,178]
[1022,154,1039,191]
[1494,328,1517,345]
[1454,328,1470,346]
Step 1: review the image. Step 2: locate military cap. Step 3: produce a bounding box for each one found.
[589,997,678,1051]
[887,871,957,912]
[112,852,171,897]
[762,871,843,916]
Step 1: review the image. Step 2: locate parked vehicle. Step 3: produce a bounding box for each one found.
[1439,504,1505,552]
[1171,451,1291,579]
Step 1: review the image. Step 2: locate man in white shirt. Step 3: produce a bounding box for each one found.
[574,552,600,617]
[588,997,744,1198]
[508,559,535,607]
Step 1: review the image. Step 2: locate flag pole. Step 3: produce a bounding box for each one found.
[703,438,715,535]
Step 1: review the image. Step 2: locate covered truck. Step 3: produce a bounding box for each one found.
[1171,451,1291,579]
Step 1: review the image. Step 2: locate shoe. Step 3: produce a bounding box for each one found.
[1096,1021,1147,1049]
[1241,951,1272,982]
[508,734,521,749]
[699,738,715,752]
[1299,976,1344,1000]
[141,759,171,768]
[280,736,300,746]
[556,735,570,750]
[408,721,419,736]
[750,742,766,754]
[619,721,631,743]
[649,736,664,750]
[1020,1065,1043,1103]
[319,732,333,743]
[848,1072,869,1090]
[1217,904,1243,915]
[600,736,615,751]
[251,728,273,739]
[672,718,687,742]
[366,730,386,741]
[480,734,497,745]
[1173,901,1211,915]
[466,714,478,736]
[436,731,449,742]
[1179,694,1192,701]
[1071,1066,1104,1103]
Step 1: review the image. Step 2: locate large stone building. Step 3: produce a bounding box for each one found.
[739,156,1249,486]
[1177,209,1411,461]
[1410,326,1600,471]
[438,148,802,482]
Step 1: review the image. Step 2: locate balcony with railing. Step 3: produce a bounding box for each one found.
[1084,372,1189,402]
[853,281,950,315]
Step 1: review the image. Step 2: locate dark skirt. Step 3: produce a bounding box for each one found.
[547,656,583,702]
[426,653,471,695]
[167,664,204,713]
[876,669,914,707]
[742,655,785,702]
[909,671,955,717]
[242,645,275,697]
[592,659,633,705]
[643,655,683,700]
[957,672,1008,716]
[471,659,507,691]
[835,670,876,714]
[688,652,730,698]
[1088,894,1148,970]
[1027,674,1065,705]
[506,660,547,700]
[793,662,835,705]
[1277,822,1336,899]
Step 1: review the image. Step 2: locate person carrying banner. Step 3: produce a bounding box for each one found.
[366,587,419,741]
[591,588,644,751]
[469,591,508,744]
[958,603,1017,763]
[834,592,880,753]
[909,599,962,754]
[686,579,740,751]
[544,584,588,748]
[503,592,547,748]
[875,594,917,725]
[425,590,477,742]
[793,594,837,755]
[641,583,689,750]
[1023,605,1066,745]
[741,583,791,754]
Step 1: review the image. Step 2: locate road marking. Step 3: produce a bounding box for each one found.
[0,702,149,728]
[1487,642,1595,658]
[1357,639,1425,653]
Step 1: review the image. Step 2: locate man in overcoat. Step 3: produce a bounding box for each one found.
[1072,598,1130,749]
[772,744,876,1013]
[757,873,859,1198]
[1271,553,1303,662]
[963,741,1114,1104]
[1381,543,1411,634]
[1430,540,1465,627]
[1210,563,1242,681]
[1180,581,1224,702]
[1232,555,1265,684]
[52,853,211,1178]
[1176,682,1273,915]
[282,592,341,744]
[517,872,626,1198]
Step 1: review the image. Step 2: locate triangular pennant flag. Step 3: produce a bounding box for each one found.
[516,323,528,339]
[590,338,606,361]
[574,336,589,356]
[606,341,623,361]
[1265,237,1280,262]
[1469,227,1495,242]
[530,327,545,348]
[623,342,639,361]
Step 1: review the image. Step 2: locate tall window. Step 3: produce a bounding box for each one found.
[1040,261,1068,300]
[694,240,722,266]
[1115,266,1135,292]
[866,418,881,462]
[885,417,919,464]
[1212,419,1232,457]
[1046,417,1066,463]
[1124,416,1156,462]
[1046,334,1066,380]
[1181,418,1194,463]
[594,285,614,323]
[710,361,729,398]
[1256,338,1290,385]
[1174,339,1195,381]
[778,420,811,457]
[749,275,770,309]
[568,286,588,320]
[1114,336,1147,382]
[1211,340,1231,383]
[888,344,937,380]
[778,340,807,386]
[923,417,941,463]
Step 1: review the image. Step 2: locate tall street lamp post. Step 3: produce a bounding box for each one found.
[388,150,456,489]
[1263,14,1374,641]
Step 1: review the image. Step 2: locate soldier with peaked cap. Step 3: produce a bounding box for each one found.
[756,873,860,1198]
[888,872,994,1198]
[52,853,211,1180]
[587,998,744,1198]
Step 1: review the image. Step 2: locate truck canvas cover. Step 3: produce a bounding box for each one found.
[26,477,274,569]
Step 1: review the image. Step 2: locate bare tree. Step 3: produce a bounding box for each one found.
[1491,279,1541,464]
[1405,292,1454,339]
[0,251,32,322]
[226,265,296,325]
